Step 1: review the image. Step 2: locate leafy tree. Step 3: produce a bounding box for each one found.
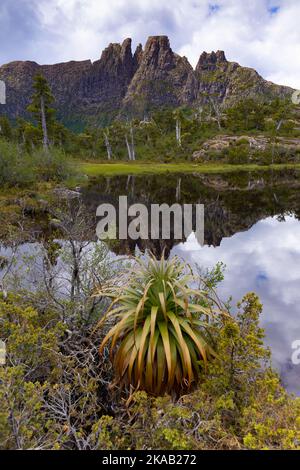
[226,99,266,132]
[51,121,71,147]
[267,98,293,133]
[23,122,42,149]
[27,75,55,150]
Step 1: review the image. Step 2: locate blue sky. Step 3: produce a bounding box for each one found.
[1,0,299,88]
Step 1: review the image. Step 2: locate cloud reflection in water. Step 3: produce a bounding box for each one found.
[173,215,300,395]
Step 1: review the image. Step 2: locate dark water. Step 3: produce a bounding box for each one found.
[81,170,300,394]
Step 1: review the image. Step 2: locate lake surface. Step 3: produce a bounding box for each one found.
[81,170,300,394]
[1,169,300,394]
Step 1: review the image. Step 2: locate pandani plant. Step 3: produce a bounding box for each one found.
[95,254,226,396]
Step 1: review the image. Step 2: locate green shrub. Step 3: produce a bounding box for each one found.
[223,144,250,164]
[0,139,35,186]
[32,147,77,182]
[236,137,249,146]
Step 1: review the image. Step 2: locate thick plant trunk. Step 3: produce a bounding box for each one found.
[40,96,49,150]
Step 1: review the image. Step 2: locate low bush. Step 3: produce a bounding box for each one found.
[0,139,77,187]
[0,140,35,186]
[32,147,77,182]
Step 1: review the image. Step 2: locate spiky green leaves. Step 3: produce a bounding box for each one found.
[96,254,223,396]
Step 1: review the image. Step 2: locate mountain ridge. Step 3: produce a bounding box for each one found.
[0,35,294,128]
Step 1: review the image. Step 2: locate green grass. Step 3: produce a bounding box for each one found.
[80,161,300,177]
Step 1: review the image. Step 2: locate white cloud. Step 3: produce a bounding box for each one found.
[1,0,300,88]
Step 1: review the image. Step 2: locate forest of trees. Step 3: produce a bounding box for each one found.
[0,74,300,167]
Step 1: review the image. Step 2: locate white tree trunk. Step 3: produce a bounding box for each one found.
[199,106,203,122]
[210,98,222,130]
[130,124,136,161]
[276,119,283,132]
[40,95,49,150]
[176,119,181,146]
[125,134,132,160]
[104,131,112,160]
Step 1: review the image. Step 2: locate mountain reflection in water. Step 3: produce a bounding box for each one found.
[81,170,300,394]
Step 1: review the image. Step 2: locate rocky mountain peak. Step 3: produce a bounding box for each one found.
[133,43,143,67]
[196,50,227,72]
[216,50,227,62]
[142,35,174,69]
[0,36,292,126]
[100,42,121,61]
[121,38,133,60]
[145,35,171,51]
[99,38,134,68]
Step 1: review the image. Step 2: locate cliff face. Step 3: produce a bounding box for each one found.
[121,36,195,115]
[0,36,293,127]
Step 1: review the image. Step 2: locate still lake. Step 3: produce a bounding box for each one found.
[1,169,300,394]
[81,169,300,394]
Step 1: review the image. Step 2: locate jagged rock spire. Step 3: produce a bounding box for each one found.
[196,50,227,72]
[133,43,143,67]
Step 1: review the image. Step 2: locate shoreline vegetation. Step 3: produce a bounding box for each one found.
[81,161,300,177]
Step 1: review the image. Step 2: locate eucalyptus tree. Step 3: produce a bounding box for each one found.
[269,98,293,164]
[173,107,193,147]
[173,108,184,146]
[209,96,222,130]
[103,129,112,160]
[125,120,136,160]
